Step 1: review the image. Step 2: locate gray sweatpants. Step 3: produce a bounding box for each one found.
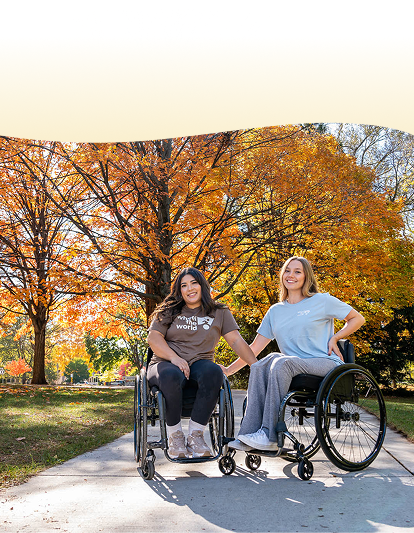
[238,353,341,442]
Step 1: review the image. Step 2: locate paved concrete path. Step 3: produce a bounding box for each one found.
[1,390,414,533]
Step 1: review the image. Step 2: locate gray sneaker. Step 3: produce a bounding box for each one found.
[187,430,212,458]
[168,430,188,459]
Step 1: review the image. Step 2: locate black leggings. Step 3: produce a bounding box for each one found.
[147,359,223,426]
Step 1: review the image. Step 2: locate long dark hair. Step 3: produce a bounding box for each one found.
[150,267,226,324]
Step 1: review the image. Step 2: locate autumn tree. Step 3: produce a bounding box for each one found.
[219,128,414,372]
[60,288,149,371]
[0,137,82,384]
[118,361,132,378]
[5,358,32,382]
[46,320,90,381]
[37,128,307,322]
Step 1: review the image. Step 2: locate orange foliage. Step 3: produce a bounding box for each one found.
[5,358,32,377]
[43,130,309,320]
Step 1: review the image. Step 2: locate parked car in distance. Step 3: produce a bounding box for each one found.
[106,380,125,386]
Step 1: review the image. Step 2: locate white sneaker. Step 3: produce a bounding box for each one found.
[238,428,278,451]
[168,430,189,458]
[228,439,254,451]
[187,430,212,458]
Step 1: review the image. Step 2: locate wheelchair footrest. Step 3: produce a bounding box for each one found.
[147,439,166,450]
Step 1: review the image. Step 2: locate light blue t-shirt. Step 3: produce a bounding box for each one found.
[257,293,352,364]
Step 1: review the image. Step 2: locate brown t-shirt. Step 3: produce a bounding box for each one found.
[148,305,239,366]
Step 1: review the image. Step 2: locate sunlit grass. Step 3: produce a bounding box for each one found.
[363,395,414,442]
[0,385,133,490]
[383,396,414,442]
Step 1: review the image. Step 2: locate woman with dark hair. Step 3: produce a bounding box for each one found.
[220,256,365,451]
[147,267,257,459]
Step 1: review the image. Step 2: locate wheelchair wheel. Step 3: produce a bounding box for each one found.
[209,377,234,454]
[245,454,261,470]
[298,459,314,480]
[138,371,149,472]
[282,401,321,462]
[133,375,141,463]
[315,365,386,471]
[141,457,155,480]
[218,454,236,475]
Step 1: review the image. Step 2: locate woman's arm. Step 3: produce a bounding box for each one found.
[219,333,270,376]
[328,309,365,359]
[147,330,190,378]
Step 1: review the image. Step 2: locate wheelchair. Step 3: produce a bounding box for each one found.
[219,339,387,480]
[134,348,235,480]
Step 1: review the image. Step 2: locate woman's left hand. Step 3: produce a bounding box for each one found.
[328,337,344,361]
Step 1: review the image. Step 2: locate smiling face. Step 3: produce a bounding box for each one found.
[180,274,202,308]
[282,259,306,293]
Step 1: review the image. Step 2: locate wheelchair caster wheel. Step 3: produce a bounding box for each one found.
[141,460,155,480]
[245,454,261,471]
[298,459,313,481]
[219,455,236,475]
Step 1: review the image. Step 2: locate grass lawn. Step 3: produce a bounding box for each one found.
[382,396,414,443]
[0,385,134,491]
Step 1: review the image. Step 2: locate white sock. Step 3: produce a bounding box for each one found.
[167,422,182,435]
[188,419,206,435]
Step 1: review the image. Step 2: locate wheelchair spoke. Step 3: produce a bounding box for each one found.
[328,419,373,464]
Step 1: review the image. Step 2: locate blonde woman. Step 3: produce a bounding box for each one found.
[220,256,365,451]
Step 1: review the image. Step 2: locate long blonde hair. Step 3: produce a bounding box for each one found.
[279,256,319,302]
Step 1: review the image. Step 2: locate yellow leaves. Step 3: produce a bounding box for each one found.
[49,324,89,368]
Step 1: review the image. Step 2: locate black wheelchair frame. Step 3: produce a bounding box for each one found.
[134,348,235,480]
[218,339,387,480]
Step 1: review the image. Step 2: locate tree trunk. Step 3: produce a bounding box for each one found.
[31,323,47,385]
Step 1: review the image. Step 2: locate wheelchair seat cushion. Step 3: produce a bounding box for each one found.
[289,373,323,392]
